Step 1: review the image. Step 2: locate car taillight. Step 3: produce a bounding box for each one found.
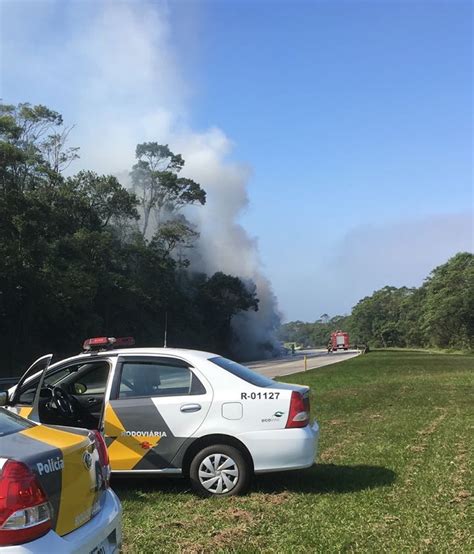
[92,430,110,487]
[285,391,310,428]
[0,460,52,546]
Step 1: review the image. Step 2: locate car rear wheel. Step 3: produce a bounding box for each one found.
[189,444,250,497]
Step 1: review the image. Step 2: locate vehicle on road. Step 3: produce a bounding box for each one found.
[1,338,320,497]
[0,408,121,552]
[329,331,350,352]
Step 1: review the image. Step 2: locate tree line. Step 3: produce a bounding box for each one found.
[0,102,259,376]
[279,252,473,351]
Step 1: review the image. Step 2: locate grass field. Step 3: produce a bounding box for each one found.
[114,350,473,553]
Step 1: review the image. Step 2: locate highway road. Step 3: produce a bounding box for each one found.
[247,349,360,379]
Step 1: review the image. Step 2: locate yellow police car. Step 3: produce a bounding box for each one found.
[0,408,121,552]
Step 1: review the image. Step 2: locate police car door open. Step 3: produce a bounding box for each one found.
[9,354,53,420]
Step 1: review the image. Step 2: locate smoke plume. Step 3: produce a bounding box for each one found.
[2,1,280,359]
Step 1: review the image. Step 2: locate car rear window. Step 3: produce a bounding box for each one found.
[0,408,35,437]
[210,357,276,387]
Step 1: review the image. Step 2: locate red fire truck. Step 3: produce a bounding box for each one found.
[329,330,350,352]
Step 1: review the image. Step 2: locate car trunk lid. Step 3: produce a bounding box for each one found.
[3,421,106,536]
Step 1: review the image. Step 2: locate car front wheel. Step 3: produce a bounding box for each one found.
[189,444,250,497]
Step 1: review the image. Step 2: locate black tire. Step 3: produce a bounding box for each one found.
[189,444,250,497]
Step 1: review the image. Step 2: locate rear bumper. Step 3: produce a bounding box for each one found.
[2,489,122,554]
[239,420,320,473]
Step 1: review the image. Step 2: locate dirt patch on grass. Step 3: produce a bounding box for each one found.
[450,442,471,507]
[177,519,253,553]
[222,507,254,522]
[407,445,426,453]
[416,409,447,437]
[208,524,249,548]
[319,433,362,462]
[405,409,447,455]
[453,442,469,483]
[175,504,263,553]
[251,491,292,505]
[450,490,471,504]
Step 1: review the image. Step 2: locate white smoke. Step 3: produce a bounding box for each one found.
[173,129,282,359]
[1,0,280,358]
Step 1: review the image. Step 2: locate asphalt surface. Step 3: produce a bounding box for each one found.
[247,349,360,378]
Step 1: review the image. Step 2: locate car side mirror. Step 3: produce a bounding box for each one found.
[0,391,8,406]
[74,382,87,395]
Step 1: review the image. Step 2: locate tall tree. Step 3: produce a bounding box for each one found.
[197,272,259,351]
[152,215,199,264]
[63,171,139,228]
[0,102,78,190]
[420,252,474,349]
[350,286,415,347]
[130,142,206,236]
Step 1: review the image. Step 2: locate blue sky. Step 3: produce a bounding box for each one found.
[192,0,472,225]
[1,0,472,322]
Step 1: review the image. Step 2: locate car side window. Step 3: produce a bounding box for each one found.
[118,360,206,398]
[65,362,110,395]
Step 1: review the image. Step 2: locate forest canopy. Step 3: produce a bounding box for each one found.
[279,252,474,352]
[0,102,258,375]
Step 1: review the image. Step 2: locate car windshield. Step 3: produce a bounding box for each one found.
[0,407,35,437]
[210,356,276,387]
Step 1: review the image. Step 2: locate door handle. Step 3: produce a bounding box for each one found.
[87,398,97,404]
[180,404,201,413]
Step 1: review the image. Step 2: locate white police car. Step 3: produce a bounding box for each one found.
[2,338,320,497]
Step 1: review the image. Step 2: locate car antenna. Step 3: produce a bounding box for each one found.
[163,311,168,348]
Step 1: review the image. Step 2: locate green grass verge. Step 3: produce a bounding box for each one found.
[114,351,473,553]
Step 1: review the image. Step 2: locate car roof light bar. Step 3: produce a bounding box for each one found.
[82,337,135,352]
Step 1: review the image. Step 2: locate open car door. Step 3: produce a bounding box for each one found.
[7,354,53,421]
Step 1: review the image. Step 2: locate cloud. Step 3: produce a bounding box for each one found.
[333,212,473,296]
[281,212,473,321]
